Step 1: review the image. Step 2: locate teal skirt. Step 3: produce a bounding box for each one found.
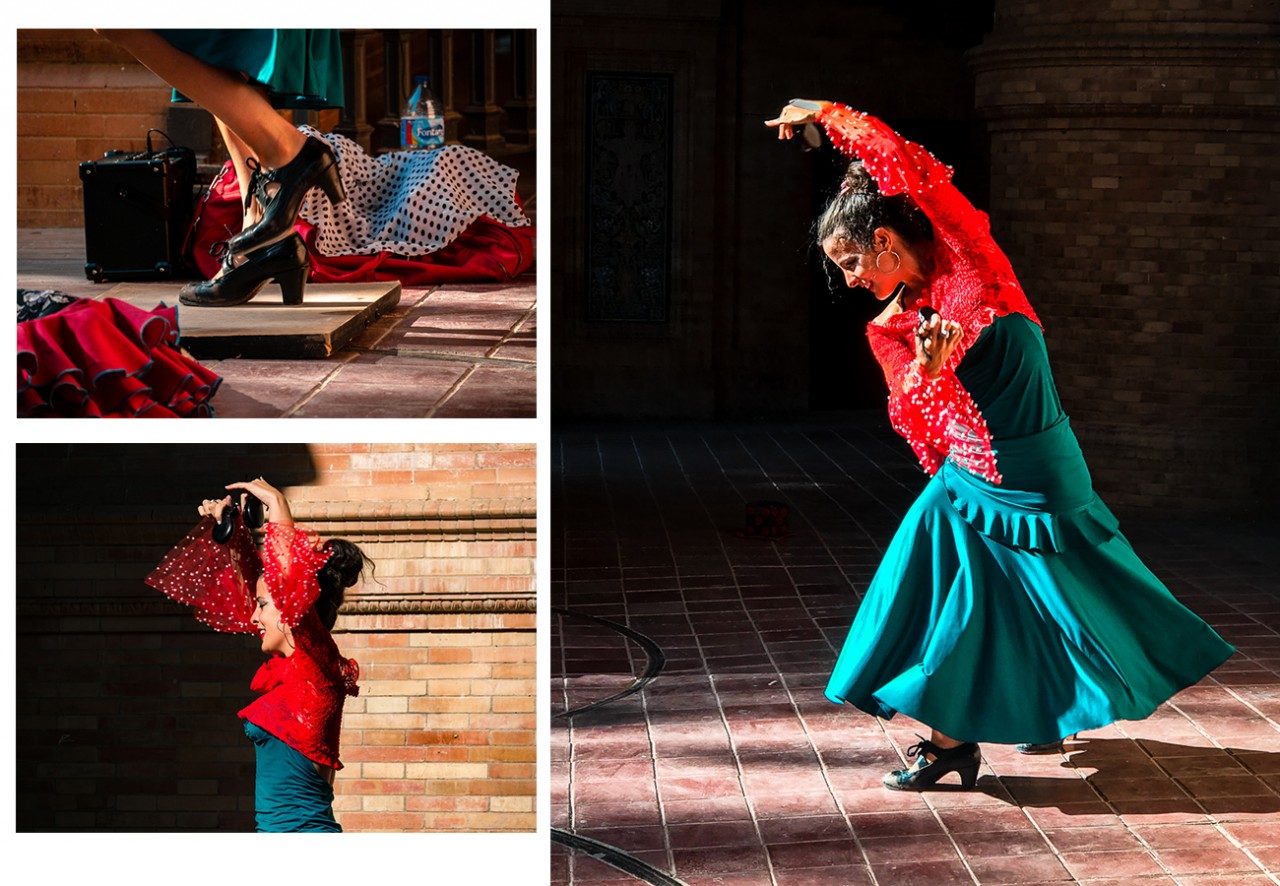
[155,29,344,109]
[825,417,1235,745]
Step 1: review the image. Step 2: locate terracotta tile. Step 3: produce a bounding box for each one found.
[672,844,769,878]
[965,852,1072,884]
[859,834,960,865]
[657,774,744,800]
[866,857,974,886]
[1174,876,1276,886]
[662,795,753,824]
[1044,826,1145,853]
[571,801,663,830]
[935,805,1034,833]
[1221,820,1280,847]
[1059,849,1166,880]
[756,814,850,844]
[666,819,760,848]
[767,838,860,870]
[751,790,843,819]
[1151,843,1264,875]
[432,363,536,417]
[952,828,1053,857]
[578,825,667,853]
[772,865,873,886]
[290,356,469,417]
[206,358,336,417]
[848,809,946,839]
[1176,773,1275,799]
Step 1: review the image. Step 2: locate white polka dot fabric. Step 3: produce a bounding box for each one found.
[295,125,530,257]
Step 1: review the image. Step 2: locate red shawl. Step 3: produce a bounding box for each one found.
[146,517,359,769]
[815,103,1041,483]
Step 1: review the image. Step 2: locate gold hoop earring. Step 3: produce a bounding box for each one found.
[875,249,901,273]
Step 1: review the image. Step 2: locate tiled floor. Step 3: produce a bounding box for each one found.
[18,227,536,418]
[551,417,1280,886]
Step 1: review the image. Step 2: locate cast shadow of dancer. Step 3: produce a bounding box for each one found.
[954,737,1280,818]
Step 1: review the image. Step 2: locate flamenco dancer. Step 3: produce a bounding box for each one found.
[766,101,1234,790]
[96,30,347,307]
[146,478,366,830]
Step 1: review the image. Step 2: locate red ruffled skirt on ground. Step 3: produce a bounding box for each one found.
[17,298,221,417]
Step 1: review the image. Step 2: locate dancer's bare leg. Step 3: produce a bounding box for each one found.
[216,118,263,232]
[925,728,964,762]
[94,29,305,167]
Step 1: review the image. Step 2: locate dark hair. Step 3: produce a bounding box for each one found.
[815,161,934,251]
[315,538,369,630]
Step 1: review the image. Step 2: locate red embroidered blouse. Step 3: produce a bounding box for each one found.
[815,103,1042,483]
[146,516,359,770]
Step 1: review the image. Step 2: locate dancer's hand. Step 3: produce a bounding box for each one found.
[197,495,233,520]
[915,314,964,377]
[226,477,293,526]
[765,100,830,140]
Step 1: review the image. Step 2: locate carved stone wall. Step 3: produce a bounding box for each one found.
[969,0,1280,513]
[16,443,535,832]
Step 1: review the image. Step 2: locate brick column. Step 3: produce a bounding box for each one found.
[968,1,1280,513]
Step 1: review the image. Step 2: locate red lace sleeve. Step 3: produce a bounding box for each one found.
[145,514,261,633]
[815,103,1033,306]
[261,522,332,627]
[868,320,1001,483]
[815,103,1045,483]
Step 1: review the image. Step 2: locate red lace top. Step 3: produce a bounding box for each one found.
[815,103,1042,483]
[146,517,360,770]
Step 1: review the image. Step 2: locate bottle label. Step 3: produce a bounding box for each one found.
[402,116,445,150]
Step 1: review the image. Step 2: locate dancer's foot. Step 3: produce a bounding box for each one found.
[884,735,981,790]
[226,136,344,258]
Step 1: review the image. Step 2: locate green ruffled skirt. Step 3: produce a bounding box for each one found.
[825,416,1235,745]
[155,29,344,109]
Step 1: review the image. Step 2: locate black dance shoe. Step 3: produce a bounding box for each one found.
[226,136,345,257]
[179,233,309,308]
[1016,733,1076,754]
[883,735,982,790]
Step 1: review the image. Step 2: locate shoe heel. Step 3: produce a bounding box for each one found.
[317,161,346,205]
[958,762,979,788]
[275,265,309,305]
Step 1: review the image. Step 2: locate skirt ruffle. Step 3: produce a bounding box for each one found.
[17,298,221,417]
[825,420,1235,745]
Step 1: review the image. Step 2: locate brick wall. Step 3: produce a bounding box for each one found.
[16,443,536,832]
[970,0,1280,513]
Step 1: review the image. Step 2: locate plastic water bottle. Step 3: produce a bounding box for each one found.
[400,75,445,150]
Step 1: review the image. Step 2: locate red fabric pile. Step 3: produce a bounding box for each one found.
[17,298,220,417]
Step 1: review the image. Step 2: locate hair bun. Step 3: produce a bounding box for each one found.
[324,539,365,589]
[841,161,876,196]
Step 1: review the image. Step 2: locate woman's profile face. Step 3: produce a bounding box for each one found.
[250,578,292,657]
[822,228,928,301]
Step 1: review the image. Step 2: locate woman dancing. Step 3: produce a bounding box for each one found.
[146,478,365,830]
[766,101,1234,790]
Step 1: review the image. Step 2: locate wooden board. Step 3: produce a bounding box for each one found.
[98,281,402,359]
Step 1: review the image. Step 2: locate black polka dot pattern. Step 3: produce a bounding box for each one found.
[296,126,531,257]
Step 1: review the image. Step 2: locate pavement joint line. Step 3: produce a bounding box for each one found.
[600,434,676,879]
[425,364,480,419]
[354,345,535,367]
[629,434,783,886]
[279,294,404,417]
[486,301,537,360]
[681,431,891,886]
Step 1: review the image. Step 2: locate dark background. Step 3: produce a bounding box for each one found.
[551,0,1280,515]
